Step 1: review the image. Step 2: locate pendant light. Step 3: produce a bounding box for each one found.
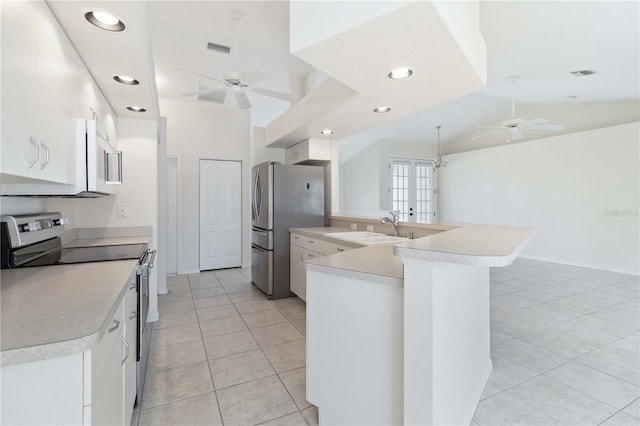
[434,125,447,170]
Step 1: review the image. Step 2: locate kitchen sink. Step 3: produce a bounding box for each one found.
[324,231,384,240]
[324,231,407,245]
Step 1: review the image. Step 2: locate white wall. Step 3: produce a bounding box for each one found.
[159,98,251,273]
[47,118,160,317]
[251,126,285,166]
[0,198,47,216]
[439,122,640,275]
[340,138,436,211]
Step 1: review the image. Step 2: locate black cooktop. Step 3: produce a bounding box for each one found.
[60,244,147,264]
[1,237,147,269]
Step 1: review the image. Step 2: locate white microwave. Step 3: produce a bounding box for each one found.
[85,119,122,195]
[0,119,122,197]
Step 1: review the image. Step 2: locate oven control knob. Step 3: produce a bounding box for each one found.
[21,221,42,232]
[53,217,69,226]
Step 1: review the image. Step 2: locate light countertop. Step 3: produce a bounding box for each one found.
[290,227,404,285]
[294,223,533,284]
[394,224,533,267]
[1,260,138,367]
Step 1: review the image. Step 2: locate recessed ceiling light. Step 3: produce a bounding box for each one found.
[126,106,146,112]
[320,129,334,135]
[387,67,413,79]
[570,69,596,77]
[85,11,126,32]
[113,75,139,85]
[373,106,391,113]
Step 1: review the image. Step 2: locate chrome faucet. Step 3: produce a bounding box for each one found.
[380,211,400,237]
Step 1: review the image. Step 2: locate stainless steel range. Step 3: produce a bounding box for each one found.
[0,212,154,407]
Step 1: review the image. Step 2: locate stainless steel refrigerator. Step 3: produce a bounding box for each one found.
[251,161,325,299]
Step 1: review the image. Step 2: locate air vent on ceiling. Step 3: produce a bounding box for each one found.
[570,69,596,77]
[207,42,231,54]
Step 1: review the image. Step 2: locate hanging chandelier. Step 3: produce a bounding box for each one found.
[434,125,447,170]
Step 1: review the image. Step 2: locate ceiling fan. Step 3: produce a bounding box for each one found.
[473,76,567,142]
[178,10,291,109]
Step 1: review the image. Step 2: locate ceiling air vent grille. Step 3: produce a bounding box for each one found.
[570,69,596,77]
[207,42,231,54]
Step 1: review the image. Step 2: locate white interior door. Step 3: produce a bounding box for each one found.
[199,159,242,270]
[166,157,178,275]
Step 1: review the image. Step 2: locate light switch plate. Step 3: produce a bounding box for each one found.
[350,223,357,230]
[366,225,374,232]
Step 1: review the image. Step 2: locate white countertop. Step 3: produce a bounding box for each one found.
[1,260,138,366]
[294,223,533,284]
[394,224,533,267]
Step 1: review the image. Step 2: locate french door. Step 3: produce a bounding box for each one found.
[389,158,436,223]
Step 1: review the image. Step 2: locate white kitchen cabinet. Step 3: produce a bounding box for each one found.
[0,270,138,425]
[285,139,331,165]
[290,243,306,300]
[0,1,95,185]
[91,300,125,426]
[123,277,138,424]
[290,232,355,301]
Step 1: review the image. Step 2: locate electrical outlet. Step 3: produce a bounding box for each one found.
[118,203,127,218]
[350,223,357,230]
[366,225,374,232]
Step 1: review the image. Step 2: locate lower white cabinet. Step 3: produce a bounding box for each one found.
[91,299,125,425]
[123,276,138,424]
[290,232,355,301]
[1,271,138,425]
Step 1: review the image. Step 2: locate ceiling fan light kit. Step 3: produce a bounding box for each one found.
[473,75,567,143]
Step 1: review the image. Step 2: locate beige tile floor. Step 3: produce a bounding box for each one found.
[134,259,639,426]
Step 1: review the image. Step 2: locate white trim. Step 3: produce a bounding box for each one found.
[166,155,184,276]
[519,254,640,276]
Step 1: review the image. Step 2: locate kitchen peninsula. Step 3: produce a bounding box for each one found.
[301,222,533,425]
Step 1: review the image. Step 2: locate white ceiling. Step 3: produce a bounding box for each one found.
[49,1,639,159]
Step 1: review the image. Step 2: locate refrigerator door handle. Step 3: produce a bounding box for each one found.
[256,173,262,221]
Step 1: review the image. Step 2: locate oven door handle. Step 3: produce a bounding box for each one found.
[147,249,157,269]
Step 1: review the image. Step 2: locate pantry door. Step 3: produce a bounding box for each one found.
[199,160,242,270]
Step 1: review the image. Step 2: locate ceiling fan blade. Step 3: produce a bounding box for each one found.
[521,118,546,126]
[509,127,523,141]
[177,67,227,85]
[250,87,292,102]
[478,126,506,130]
[234,90,252,109]
[521,124,567,131]
[241,70,270,85]
[182,86,222,97]
[472,129,506,140]
[197,88,228,104]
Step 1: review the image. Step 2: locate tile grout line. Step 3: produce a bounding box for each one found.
[223,281,312,425]
[189,274,227,426]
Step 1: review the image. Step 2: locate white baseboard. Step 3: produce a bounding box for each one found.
[146,309,159,322]
[519,254,639,276]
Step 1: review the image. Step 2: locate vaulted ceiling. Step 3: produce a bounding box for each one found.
[49,1,640,160]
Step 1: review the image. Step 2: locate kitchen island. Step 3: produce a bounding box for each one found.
[303,224,533,426]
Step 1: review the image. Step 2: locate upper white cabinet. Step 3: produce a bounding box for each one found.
[1,1,79,184]
[286,139,331,165]
[0,1,117,187]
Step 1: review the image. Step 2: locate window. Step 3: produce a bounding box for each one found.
[389,157,436,223]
